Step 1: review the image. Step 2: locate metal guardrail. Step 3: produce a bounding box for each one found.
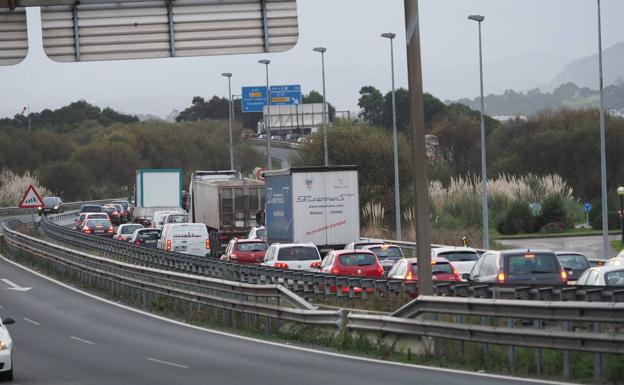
[0,199,115,217]
[39,216,624,303]
[2,216,622,380]
[2,218,340,328]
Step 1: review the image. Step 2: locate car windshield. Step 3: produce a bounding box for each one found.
[167,215,187,224]
[369,246,402,260]
[85,219,111,227]
[236,242,267,252]
[506,253,559,274]
[557,254,590,270]
[43,197,59,205]
[121,225,142,234]
[339,253,376,266]
[411,262,453,274]
[605,271,624,286]
[438,251,479,262]
[277,247,319,261]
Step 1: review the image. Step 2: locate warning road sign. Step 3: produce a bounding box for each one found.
[19,185,44,209]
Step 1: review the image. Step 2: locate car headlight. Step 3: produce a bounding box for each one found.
[0,341,8,350]
[54,206,59,210]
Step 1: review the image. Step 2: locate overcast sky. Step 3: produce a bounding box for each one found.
[1,0,623,118]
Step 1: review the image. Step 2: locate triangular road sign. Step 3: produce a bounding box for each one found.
[19,185,44,209]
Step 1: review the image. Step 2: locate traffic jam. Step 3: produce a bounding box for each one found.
[60,166,622,288]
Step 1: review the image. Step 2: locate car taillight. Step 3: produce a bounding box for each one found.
[205,239,211,250]
[83,227,91,234]
[135,240,142,245]
[376,265,384,276]
[331,267,340,275]
[561,270,568,283]
[310,261,321,268]
[230,253,237,260]
[497,272,506,283]
[274,262,289,269]
[405,271,415,281]
[166,240,172,252]
[453,269,461,281]
[108,227,114,233]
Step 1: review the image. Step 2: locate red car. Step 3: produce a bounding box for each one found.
[222,239,268,264]
[319,250,385,294]
[387,257,461,282]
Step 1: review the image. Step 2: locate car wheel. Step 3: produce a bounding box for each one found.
[0,367,13,381]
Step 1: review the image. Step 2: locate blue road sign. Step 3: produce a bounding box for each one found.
[242,86,267,113]
[270,84,302,106]
[583,202,593,212]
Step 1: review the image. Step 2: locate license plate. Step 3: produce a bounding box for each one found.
[174,246,187,252]
[145,239,156,244]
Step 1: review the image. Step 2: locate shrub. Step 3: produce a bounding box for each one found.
[496,200,535,235]
[592,212,621,230]
[536,195,573,230]
[539,222,564,234]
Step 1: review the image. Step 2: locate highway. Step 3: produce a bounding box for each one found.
[0,253,562,385]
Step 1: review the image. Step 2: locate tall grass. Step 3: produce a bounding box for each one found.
[0,168,51,207]
[361,202,385,238]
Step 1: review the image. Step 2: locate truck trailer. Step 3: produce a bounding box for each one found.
[133,169,184,226]
[264,166,360,252]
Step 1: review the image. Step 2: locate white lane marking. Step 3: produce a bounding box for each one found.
[70,336,94,345]
[145,357,189,369]
[1,278,31,292]
[0,254,574,385]
[23,317,40,326]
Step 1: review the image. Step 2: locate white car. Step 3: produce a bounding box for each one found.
[246,226,266,240]
[0,316,14,381]
[262,243,321,271]
[577,265,624,286]
[152,210,184,230]
[113,224,144,242]
[430,247,480,276]
[159,223,210,257]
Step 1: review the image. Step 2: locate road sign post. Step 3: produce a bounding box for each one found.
[270,85,302,106]
[584,202,593,227]
[19,185,44,227]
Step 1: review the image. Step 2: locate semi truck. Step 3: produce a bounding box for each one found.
[264,166,360,252]
[188,171,265,256]
[133,169,184,226]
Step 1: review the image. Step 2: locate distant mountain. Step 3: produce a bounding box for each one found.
[456,82,624,117]
[543,42,624,91]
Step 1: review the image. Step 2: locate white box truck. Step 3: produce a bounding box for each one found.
[133,169,184,226]
[264,166,360,252]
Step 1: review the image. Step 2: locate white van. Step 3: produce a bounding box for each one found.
[153,210,184,230]
[159,223,210,257]
[162,212,190,227]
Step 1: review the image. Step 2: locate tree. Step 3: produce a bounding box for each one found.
[303,90,337,121]
[38,160,94,201]
[358,86,384,126]
[382,88,410,135]
[431,110,481,176]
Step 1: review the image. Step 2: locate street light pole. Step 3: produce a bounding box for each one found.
[618,187,624,247]
[468,14,489,250]
[222,72,234,171]
[381,32,402,241]
[313,47,329,166]
[597,0,609,259]
[404,0,433,295]
[258,59,272,169]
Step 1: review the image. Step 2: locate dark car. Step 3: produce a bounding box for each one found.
[80,204,102,214]
[465,249,567,285]
[38,197,63,216]
[102,204,122,225]
[112,200,132,220]
[130,228,161,248]
[361,244,405,273]
[555,252,591,283]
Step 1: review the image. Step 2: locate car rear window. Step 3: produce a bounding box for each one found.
[277,247,319,261]
[557,254,590,270]
[87,214,109,220]
[411,262,453,274]
[339,253,377,266]
[235,242,267,252]
[506,253,560,274]
[138,230,160,239]
[369,246,402,260]
[81,205,102,213]
[113,202,129,210]
[605,271,624,286]
[85,219,111,227]
[438,251,479,262]
[121,225,142,234]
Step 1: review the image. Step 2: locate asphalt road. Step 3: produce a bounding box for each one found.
[250,143,298,169]
[498,235,620,260]
[0,255,564,385]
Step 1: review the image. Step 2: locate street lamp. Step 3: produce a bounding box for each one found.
[222,72,234,171]
[468,14,489,250]
[596,0,609,258]
[313,46,329,166]
[258,59,272,169]
[618,187,624,246]
[381,32,402,241]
